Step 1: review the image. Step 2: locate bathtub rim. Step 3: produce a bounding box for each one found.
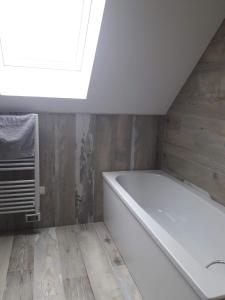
[103,170,225,300]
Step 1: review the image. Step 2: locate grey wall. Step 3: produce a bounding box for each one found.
[160,20,225,207]
[0,113,161,231]
[0,0,224,114]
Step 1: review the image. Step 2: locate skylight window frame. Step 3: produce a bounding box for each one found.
[0,0,106,99]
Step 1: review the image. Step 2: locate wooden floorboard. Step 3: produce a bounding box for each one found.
[8,233,36,273]
[3,271,33,300]
[3,232,36,300]
[93,223,142,300]
[33,228,65,299]
[0,223,142,300]
[0,235,14,300]
[56,226,95,300]
[75,223,125,300]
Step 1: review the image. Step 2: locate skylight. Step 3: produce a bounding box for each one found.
[0,0,106,99]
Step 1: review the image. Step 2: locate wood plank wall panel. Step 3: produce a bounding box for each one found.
[54,114,76,226]
[0,114,160,231]
[111,115,133,171]
[131,116,159,170]
[39,113,57,228]
[160,20,225,207]
[75,114,96,224]
[94,115,133,222]
[94,115,114,223]
[39,113,76,227]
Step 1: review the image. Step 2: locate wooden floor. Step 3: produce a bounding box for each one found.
[0,222,142,300]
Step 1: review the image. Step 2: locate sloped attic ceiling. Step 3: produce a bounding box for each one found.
[0,0,225,114]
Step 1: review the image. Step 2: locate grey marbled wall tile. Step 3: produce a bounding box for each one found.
[75,114,96,224]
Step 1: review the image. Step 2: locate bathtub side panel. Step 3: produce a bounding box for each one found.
[103,181,201,300]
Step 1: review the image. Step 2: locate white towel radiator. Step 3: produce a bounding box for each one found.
[0,115,40,222]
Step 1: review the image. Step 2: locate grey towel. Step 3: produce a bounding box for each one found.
[0,114,37,160]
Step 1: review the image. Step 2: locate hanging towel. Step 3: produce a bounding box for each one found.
[0,114,37,160]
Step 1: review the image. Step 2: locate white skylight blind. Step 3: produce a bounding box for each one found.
[0,0,106,99]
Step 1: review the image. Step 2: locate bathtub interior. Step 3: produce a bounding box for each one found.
[116,172,225,278]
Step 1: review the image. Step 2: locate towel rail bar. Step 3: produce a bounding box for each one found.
[0,167,35,171]
[0,114,40,222]
[0,188,35,194]
[0,209,35,214]
[0,201,35,207]
[0,184,35,189]
[0,192,35,198]
[0,162,34,167]
[0,197,35,202]
[0,158,34,162]
[0,180,35,185]
[0,204,34,210]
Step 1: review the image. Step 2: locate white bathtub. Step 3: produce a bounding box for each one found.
[103,171,225,300]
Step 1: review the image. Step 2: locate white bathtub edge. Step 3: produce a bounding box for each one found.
[103,170,225,300]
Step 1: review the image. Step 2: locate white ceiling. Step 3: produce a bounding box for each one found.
[0,0,225,115]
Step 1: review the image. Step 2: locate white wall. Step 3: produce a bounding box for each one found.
[0,0,225,114]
